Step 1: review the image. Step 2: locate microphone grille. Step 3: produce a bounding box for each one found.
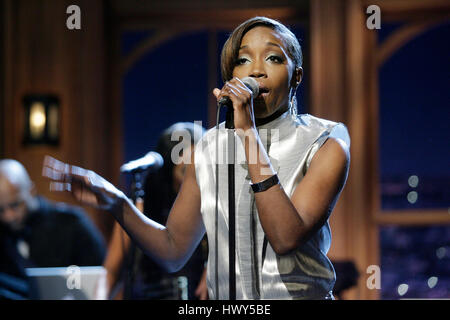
[242,77,259,98]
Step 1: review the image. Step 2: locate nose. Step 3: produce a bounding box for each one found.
[249,59,266,79]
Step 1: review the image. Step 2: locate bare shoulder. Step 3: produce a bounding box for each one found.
[290,135,351,232]
[316,137,350,164]
[307,137,350,187]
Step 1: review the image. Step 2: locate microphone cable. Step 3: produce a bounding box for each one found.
[214,103,222,299]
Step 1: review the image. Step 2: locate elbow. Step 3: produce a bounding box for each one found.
[163,257,186,273]
[143,251,184,273]
[271,238,301,256]
[165,262,181,273]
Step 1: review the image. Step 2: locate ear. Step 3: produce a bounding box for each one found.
[30,182,37,197]
[26,182,39,211]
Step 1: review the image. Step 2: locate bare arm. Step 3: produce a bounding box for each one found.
[43,153,204,272]
[243,132,350,255]
[114,156,204,271]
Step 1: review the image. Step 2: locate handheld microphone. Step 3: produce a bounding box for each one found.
[218,77,259,129]
[120,151,164,174]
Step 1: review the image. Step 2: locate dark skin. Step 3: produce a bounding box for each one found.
[43,26,349,272]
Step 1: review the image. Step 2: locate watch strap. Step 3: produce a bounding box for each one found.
[250,174,279,193]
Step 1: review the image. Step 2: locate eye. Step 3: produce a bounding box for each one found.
[10,201,21,209]
[235,57,250,65]
[267,55,283,63]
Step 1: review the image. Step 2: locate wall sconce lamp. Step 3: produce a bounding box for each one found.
[23,95,60,145]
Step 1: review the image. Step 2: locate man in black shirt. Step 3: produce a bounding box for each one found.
[0,159,106,299]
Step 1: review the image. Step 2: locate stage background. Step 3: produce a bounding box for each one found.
[1,0,449,299]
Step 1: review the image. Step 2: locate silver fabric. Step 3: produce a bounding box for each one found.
[194,111,350,300]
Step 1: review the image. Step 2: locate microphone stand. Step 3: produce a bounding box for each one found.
[225,108,236,300]
[124,170,145,299]
[218,78,257,300]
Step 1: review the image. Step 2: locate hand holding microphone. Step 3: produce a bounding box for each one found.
[213,77,259,131]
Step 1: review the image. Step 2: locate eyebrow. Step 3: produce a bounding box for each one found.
[239,42,283,50]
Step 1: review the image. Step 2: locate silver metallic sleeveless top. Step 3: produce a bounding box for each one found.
[194,111,350,300]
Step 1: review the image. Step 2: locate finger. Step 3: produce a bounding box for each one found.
[43,155,59,169]
[213,88,221,98]
[219,85,251,111]
[218,84,241,101]
[233,81,252,96]
[44,156,87,179]
[230,79,254,100]
[43,165,75,187]
[233,77,251,91]
[43,156,63,177]
[70,164,90,178]
[225,86,241,99]
[43,165,63,181]
[225,81,251,100]
[49,181,72,192]
[46,156,69,173]
[42,156,71,181]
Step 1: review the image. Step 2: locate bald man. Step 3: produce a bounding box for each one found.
[0,159,106,298]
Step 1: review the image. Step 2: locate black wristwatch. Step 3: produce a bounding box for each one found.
[250,174,280,193]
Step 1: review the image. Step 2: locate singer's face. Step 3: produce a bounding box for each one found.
[232,26,295,118]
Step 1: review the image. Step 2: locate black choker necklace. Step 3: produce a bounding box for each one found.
[255,107,288,127]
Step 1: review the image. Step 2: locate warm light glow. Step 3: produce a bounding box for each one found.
[29,102,46,139]
[48,104,59,139]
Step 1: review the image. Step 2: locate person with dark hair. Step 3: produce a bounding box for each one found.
[43,16,350,300]
[101,122,208,300]
[139,122,207,300]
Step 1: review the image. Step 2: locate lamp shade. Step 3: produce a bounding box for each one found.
[23,95,60,145]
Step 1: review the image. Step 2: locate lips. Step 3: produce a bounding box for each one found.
[256,85,269,98]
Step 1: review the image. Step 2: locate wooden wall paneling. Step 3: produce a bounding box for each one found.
[310,0,381,299]
[377,210,450,226]
[2,0,114,241]
[344,0,380,300]
[1,0,11,158]
[115,7,307,31]
[310,0,350,265]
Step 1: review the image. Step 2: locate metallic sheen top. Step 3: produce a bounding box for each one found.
[194,111,350,299]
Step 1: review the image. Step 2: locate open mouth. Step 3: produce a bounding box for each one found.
[256,87,269,98]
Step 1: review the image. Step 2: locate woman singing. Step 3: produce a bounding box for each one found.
[43,16,350,300]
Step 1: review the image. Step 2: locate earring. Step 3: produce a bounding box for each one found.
[289,94,298,120]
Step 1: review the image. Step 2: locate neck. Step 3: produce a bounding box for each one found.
[255,106,288,127]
